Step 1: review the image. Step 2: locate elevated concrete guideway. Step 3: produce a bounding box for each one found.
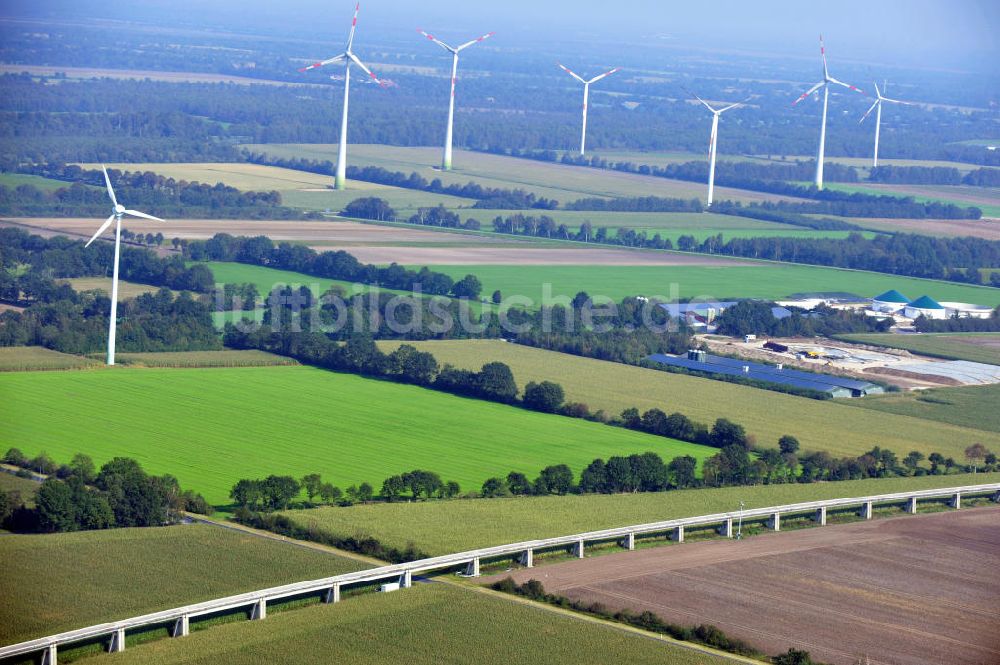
[3,483,999,663]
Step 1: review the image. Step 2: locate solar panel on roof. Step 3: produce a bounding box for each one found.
[646,353,877,394]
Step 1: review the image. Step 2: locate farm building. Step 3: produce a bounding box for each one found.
[658,301,793,332]
[903,295,947,320]
[871,289,910,313]
[646,352,884,398]
[939,302,994,319]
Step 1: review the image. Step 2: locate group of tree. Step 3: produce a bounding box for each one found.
[870,165,1000,187]
[2,448,211,533]
[1,228,215,294]
[677,230,1000,285]
[914,308,1000,332]
[5,164,314,219]
[184,233,478,299]
[380,470,461,501]
[714,301,893,338]
[0,274,220,354]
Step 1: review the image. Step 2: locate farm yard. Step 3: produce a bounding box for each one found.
[65,584,735,665]
[0,365,713,505]
[279,472,1000,556]
[375,340,1000,459]
[0,524,367,645]
[491,508,1000,665]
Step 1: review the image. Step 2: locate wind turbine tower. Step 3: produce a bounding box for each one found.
[85,166,164,366]
[687,90,747,207]
[860,81,912,168]
[557,63,621,156]
[418,28,494,171]
[792,36,864,189]
[300,3,385,190]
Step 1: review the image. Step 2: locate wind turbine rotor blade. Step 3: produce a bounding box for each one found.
[718,101,745,113]
[859,99,879,124]
[792,81,825,106]
[346,2,360,51]
[456,31,495,52]
[882,97,911,105]
[820,35,829,79]
[124,209,164,222]
[102,165,118,208]
[348,53,385,86]
[417,29,453,52]
[681,87,716,113]
[828,77,864,94]
[587,67,621,84]
[299,54,346,73]
[873,80,882,99]
[85,214,115,248]
[557,62,586,84]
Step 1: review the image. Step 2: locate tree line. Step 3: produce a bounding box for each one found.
[1,448,211,534]
[4,164,313,219]
[714,301,893,338]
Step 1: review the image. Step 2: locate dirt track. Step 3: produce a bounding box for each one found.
[487,509,1000,665]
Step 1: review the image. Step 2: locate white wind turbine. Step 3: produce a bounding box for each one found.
[557,63,621,156]
[792,36,864,189]
[859,81,913,168]
[418,28,494,171]
[686,90,748,207]
[85,166,164,366]
[300,3,385,190]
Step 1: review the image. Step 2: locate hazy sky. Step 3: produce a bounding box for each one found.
[6,0,999,71]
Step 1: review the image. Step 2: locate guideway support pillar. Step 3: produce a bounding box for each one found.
[520,549,533,568]
[718,518,733,538]
[859,501,873,520]
[951,492,961,509]
[466,558,480,577]
[172,615,190,637]
[41,645,57,665]
[251,598,266,621]
[323,583,341,604]
[623,533,635,551]
[573,539,585,558]
[767,512,780,531]
[399,570,412,589]
[906,496,918,514]
[815,506,827,526]
[109,628,125,653]
[671,526,684,543]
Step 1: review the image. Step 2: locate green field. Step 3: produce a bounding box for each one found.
[0,524,366,645]
[0,366,714,505]
[0,346,99,371]
[243,144,800,206]
[0,172,86,192]
[836,333,1000,365]
[71,584,735,665]
[419,263,1000,306]
[281,472,1000,556]
[846,384,1000,433]
[109,350,297,368]
[374,340,1000,460]
[203,261,423,300]
[817,182,1000,218]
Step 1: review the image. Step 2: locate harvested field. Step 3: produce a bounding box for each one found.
[0,346,99,371]
[62,277,163,299]
[853,217,1000,240]
[492,509,1000,665]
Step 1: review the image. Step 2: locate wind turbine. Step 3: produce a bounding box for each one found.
[418,28,494,171]
[686,90,748,207]
[557,63,621,156]
[859,81,913,168]
[85,166,164,366]
[300,3,385,190]
[792,36,864,189]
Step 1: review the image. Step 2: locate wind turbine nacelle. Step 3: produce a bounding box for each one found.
[114,204,126,215]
